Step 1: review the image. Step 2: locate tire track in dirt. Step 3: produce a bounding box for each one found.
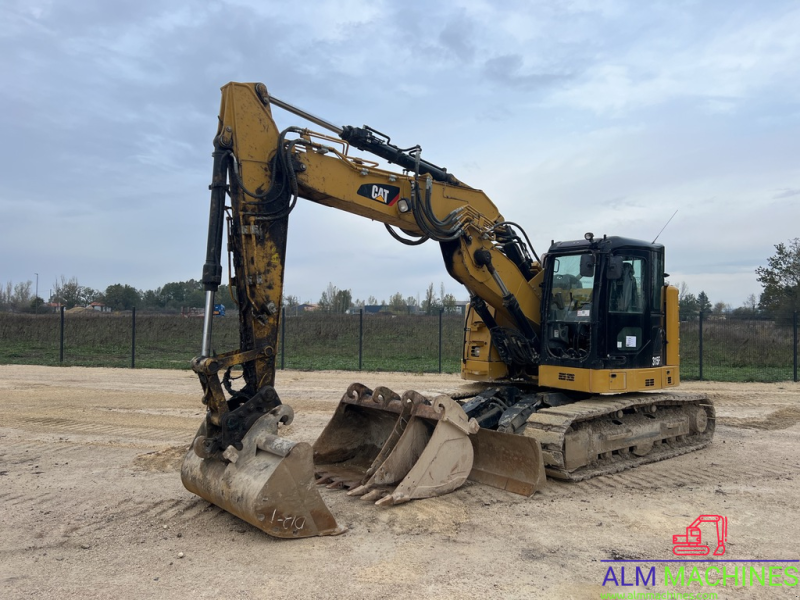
[14,416,191,445]
[713,399,791,407]
[538,453,792,498]
[720,406,800,430]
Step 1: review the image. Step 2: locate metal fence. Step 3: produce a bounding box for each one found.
[679,311,798,382]
[0,309,798,382]
[0,308,465,373]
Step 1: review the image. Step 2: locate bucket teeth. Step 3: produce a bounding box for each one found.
[346,484,369,497]
[313,385,480,506]
[313,383,546,507]
[375,493,400,507]
[360,489,387,503]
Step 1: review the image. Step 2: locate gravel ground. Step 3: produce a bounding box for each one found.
[0,365,798,599]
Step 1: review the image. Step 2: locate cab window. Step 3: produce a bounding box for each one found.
[550,254,594,319]
[609,257,644,313]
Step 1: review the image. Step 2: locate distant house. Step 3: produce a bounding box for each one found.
[89,302,111,313]
[298,303,319,313]
[347,305,397,315]
[452,300,470,316]
[350,305,422,315]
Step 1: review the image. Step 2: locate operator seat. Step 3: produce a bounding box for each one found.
[611,263,639,312]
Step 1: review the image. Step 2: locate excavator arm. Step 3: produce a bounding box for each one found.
[197,82,542,413]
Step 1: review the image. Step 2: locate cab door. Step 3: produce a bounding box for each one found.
[604,253,656,369]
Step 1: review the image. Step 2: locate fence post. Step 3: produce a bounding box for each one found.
[438,308,443,374]
[794,311,798,383]
[358,309,363,371]
[280,306,285,370]
[130,306,136,369]
[698,310,704,381]
[59,306,65,363]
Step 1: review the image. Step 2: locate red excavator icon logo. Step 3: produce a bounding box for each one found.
[672,515,728,556]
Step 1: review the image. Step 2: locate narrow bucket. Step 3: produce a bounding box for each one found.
[372,393,479,506]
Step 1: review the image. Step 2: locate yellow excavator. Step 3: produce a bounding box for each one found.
[181,82,715,538]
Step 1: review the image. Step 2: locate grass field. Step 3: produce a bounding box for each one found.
[0,312,796,381]
[0,312,466,373]
[679,316,798,382]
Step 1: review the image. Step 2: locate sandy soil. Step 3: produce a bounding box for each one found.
[0,365,798,599]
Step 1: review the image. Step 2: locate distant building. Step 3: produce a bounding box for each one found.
[452,300,470,316]
[89,302,111,313]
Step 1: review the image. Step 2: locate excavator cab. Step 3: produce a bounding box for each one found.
[537,235,674,392]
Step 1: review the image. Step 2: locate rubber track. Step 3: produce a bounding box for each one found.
[523,391,715,481]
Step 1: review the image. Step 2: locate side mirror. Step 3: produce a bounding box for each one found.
[580,253,595,277]
[607,256,623,280]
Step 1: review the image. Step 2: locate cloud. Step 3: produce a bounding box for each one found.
[0,0,798,310]
[438,11,477,63]
[773,188,800,200]
[482,54,573,91]
[544,4,800,116]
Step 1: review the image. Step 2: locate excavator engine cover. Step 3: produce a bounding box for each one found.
[181,405,345,538]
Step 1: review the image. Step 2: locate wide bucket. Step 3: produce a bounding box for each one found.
[315,384,483,506]
[182,408,345,539]
[313,383,410,490]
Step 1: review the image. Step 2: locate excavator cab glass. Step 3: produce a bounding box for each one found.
[541,237,666,371]
[546,254,595,360]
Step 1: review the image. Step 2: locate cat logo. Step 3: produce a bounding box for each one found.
[357,183,401,206]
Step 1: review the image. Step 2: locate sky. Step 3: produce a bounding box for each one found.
[2,0,798,307]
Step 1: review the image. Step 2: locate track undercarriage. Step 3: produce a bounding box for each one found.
[456,386,715,481]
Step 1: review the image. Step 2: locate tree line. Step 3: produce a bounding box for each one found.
[282,282,461,315]
[3,238,797,319]
[0,275,459,316]
[676,237,799,323]
[0,276,232,313]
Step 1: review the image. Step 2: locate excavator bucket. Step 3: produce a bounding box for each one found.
[181,405,345,538]
[313,383,545,505]
[469,428,546,496]
[311,384,407,490]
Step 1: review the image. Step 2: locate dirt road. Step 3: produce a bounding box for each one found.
[1,365,798,599]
